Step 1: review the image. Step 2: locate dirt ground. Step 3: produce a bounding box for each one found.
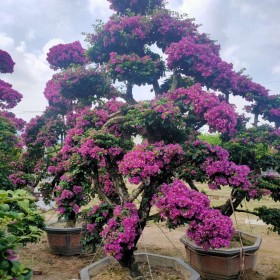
[19,219,280,280]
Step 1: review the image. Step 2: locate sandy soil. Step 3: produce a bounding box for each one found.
[18,220,280,280]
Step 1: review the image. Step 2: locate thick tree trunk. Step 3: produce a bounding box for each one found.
[253,112,259,127]
[126,82,136,104]
[217,191,245,216]
[153,80,161,97]
[118,178,161,278]
[171,70,179,91]
[119,250,143,278]
[225,92,229,103]
[106,157,130,203]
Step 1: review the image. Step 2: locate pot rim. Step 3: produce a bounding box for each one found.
[44,219,84,233]
[180,230,262,256]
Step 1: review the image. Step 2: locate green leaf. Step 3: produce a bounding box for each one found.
[17,200,31,213]
[0,260,9,269]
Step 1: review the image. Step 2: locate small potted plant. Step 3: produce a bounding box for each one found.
[44,175,91,255]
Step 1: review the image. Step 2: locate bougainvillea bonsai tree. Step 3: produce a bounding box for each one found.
[13,0,280,277]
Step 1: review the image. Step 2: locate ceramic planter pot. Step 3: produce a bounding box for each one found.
[45,222,84,256]
[80,253,201,280]
[180,231,261,280]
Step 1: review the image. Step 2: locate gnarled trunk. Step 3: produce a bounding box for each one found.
[66,212,76,228]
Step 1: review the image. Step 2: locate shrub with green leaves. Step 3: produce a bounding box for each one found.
[0,189,45,280]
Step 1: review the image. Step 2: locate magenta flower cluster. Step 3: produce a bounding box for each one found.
[0,111,25,130]
[101,203,139,260]
[99,173,116,196]
[166,37,268,100]
[79,137,107,167]
[43,78,71,112]
[151,98,181,120]
[119,142,184,184]
[0,49,15,73]
[193,140,259,197]
[0,79,23,109]
[55,181,85,215]
[46,41,87,70]
[166,84,237,134]
[8,171,26,186]
[91,15,151,51]
[151,10,198,50]
[153,179,234,250]
[187,209,235,250]
[204,102,237,134]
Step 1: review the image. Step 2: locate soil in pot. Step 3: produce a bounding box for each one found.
[91,262,185,280]
[47,220,85,228]
[229,236,254,248]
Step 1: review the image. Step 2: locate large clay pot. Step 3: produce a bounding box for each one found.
[45,222,83,256]
[180,231,261,280]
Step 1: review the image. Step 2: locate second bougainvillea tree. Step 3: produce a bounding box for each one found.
[0,49,25,191]
[14,0,280,277]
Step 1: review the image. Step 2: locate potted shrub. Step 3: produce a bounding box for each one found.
[44,178,90,255]
[180,231,262,280]
[10,0,280,278]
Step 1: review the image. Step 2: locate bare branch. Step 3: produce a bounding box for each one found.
[186,178,199,191]
[128,183,145,202]
[102,116,126,130]
[106,157,130,203]
[234,209,258,216]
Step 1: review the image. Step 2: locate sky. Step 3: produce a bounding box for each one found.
[0,0,279,122]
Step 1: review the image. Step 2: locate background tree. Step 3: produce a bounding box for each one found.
[0,49,25,190]
[0,50,44,280]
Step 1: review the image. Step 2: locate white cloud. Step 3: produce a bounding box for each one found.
[15,41,26,52]
[0,35,65,121]
[0,34,14,49]
[87,0,112,20]
[42,38,65,55]
[175,0,213,16]
[221,45,248,72]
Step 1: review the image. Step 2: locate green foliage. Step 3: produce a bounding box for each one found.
[199,134,222,146]
[0,189,45,280]
[90,130,133,151]
[160,75,195,93]
[123,101,188,143]
[0,116,21,190]
[255,206,280,234]
[257,176,280,201]
[81,203,113,252]
[222,126,278,169]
